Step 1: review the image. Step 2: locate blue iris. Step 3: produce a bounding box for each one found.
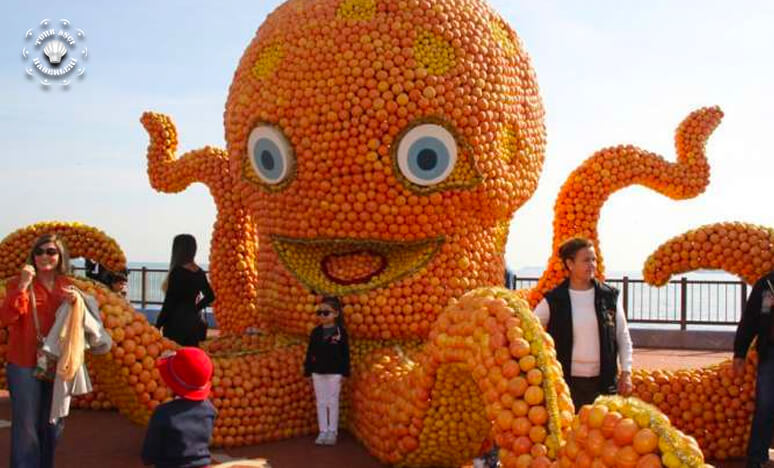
[406,136,451,182]
[251,138,285,181]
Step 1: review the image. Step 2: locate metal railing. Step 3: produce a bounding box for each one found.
[72,266,177,311]
[73,266,748,330]
[506,273,747,330]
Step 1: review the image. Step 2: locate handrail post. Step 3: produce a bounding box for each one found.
[740,281,748,320]
[141,267,147,311]
[680,277,688,330]
[622,276,629,317]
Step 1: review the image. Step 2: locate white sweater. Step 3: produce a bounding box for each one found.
[534,287,633,377]
[42,292,112,423]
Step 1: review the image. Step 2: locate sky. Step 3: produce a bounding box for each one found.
[0,1,772,274]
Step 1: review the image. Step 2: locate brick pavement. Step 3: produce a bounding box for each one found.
[0,349,756,468]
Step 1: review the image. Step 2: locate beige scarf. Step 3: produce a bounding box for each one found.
[57,292,85,381]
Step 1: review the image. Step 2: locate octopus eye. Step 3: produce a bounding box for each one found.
[395,123,457,186]
[246,125,294,185]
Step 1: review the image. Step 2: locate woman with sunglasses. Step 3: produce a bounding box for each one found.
[303,296,350,446]
[0,233,78,468]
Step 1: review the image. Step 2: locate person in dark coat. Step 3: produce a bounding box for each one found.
[155,234,214,347]
[733,270,774,468]
[141,347,216,468]
[533,237,633,409]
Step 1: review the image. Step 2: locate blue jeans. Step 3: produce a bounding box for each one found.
[6,363,64,468]
[748,346,774,464]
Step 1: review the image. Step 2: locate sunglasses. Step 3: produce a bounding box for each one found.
[34,247,59,257]
[316,309,334,317]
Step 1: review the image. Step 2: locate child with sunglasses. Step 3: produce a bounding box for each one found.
[303,296,350,446]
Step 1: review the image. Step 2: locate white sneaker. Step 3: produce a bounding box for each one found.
[324,431,338,445]
[315,432,328,445]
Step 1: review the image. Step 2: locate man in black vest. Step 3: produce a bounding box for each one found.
[533,237,633,409]
[734,271,774,468]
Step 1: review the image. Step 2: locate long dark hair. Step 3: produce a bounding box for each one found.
[27,233,70,276]
[162,234,197,292]
[321,295,345,328]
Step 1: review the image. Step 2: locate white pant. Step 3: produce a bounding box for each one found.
[312,373,342,433]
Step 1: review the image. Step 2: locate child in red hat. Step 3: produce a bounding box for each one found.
[142,347,217,468]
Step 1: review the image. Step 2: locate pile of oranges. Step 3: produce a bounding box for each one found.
[0,221,126,280]
[141,113,260,333]
[407,363,490,466]
[529,107,723,307]
[644,222,774,287]
[350,287,574,466]
[207,339,317,447]
[631,356,757,461]
[71,369,114,410]
[559,396,707,468]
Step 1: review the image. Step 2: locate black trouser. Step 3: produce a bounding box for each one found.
[747,345,774,464]
[569,376,602,409]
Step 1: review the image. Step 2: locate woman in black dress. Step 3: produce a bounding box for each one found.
[155,234,215,347]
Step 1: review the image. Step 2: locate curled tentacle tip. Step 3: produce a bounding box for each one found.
[140,111,171,128]
[686,105,723,124]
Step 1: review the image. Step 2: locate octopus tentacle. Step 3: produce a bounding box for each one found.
[530,107,724,306]
[141,113,262,332]
[350,287,573,467]
[141,112,229,193]
[643,221,774,286]
[0,221,126,280]
[632,353,758,461]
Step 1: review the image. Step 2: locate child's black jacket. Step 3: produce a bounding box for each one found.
[304,325,351,377]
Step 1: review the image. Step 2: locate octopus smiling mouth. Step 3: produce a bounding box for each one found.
[270,235,445,295]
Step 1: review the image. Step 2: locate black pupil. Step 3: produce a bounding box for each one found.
[260,150,275,171]
[417,149,437,171]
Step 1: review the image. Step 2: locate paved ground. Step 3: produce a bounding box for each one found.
[0,348,756,468]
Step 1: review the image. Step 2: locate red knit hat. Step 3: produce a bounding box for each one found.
[157,347,213,401]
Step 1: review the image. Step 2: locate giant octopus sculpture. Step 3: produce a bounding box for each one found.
[0,0,768,466]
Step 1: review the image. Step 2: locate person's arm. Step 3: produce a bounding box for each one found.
[0,277,30,326]
[141,411,164,466]
[734,279,763,359]
[155,269,180,329]
[533,298,550,328]
[82,293,113,355]
[340,327,351,378]
[615,294,634,395]
[196,271,215,311]
[615,295,633,373]
[304,328,317,377]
